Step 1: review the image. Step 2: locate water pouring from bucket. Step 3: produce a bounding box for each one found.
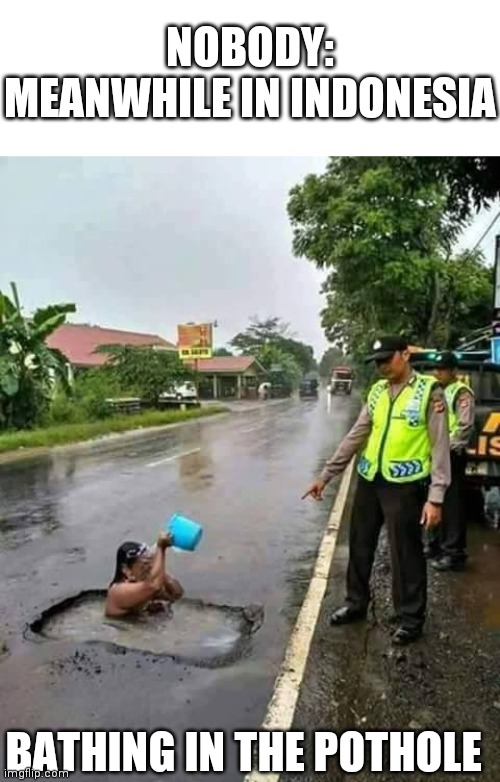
[165,513,203,552]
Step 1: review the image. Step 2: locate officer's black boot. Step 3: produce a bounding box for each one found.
[330,606,367,626]
[431,555,466,572]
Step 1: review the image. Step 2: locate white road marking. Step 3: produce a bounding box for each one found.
[147,447,201,468]
[244,458,355,782]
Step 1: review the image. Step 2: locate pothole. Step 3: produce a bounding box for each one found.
[27,590,263,668]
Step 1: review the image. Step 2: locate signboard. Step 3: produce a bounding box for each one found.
[467,411,500,459]
[492,337,500,364]
[177,323,213,360]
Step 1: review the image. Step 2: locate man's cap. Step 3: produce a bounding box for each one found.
[435,351,459,369]
[365,335,409,363]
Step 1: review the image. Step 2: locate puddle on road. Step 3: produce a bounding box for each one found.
[0,506,60,549]
[29,591,263,667]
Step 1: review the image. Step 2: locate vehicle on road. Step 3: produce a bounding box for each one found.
[330,366,353,395]
[299,376,319,398]
[159,381,199,404]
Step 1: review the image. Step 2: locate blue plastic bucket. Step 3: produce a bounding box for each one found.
[166,513,203,552]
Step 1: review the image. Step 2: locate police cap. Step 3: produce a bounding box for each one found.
[365,335,409,364]
[435,351,459,369]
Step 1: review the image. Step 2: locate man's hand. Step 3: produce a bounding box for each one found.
[157,531,173,550]
[420,502,442,529]
[302,479,327,501]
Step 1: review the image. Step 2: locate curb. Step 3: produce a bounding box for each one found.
[244,458,356,782]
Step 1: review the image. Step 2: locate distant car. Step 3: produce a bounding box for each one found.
[160,382,198,402]
[299,378,319,398]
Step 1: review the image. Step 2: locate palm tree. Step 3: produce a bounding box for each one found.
[0,282,76,429]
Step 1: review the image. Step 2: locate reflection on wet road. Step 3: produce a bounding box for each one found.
[0,395,357,778]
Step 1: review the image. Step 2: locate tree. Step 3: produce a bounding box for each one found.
[230,316,316,374]
[0,283,75,429]
[287,157,493,356]
[319,346,347,379]
[396,157,500,218]
[255,343,302,393]
[97,345,194,407]
[212,347,233,356]
[230,316,290,353]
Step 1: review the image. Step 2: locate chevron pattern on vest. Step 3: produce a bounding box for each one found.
[358,457,371,477]
[388,460,423,479]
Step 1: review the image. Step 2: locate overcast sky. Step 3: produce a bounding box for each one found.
[0,157,496,360]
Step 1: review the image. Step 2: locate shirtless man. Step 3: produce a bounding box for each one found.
[105,532,183,618]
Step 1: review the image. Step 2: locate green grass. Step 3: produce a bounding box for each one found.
[0,406,228,454]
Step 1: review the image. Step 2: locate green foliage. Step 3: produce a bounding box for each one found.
[253,342,302,392]
[230,316,316,375]
[0,406,227,455]
[318,346,348,379]
[46,394,85,425]
[96,344,194,407]
[212,347,234,356]
[288,157,494,356]
[45,366,140,425]
[0,283,76,430]
[394,157,500,218]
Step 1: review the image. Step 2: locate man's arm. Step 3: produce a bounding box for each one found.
[426,386,451,504]
[450,389,475,452]
[320,404,372,484]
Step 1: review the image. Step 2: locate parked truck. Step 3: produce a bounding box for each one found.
[409,234,500,526]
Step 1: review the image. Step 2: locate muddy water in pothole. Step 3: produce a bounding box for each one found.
[30,592,262,665]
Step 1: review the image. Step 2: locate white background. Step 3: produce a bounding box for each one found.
[0,0,499,155]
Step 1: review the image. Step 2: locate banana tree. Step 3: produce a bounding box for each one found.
[0,282,76,429]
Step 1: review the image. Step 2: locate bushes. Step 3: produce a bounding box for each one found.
[45,368,123,425]
[46,394,85,425]
[0,406,227,454]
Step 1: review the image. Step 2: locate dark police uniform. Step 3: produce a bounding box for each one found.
[431,351,475,571]
[319,336,451,644]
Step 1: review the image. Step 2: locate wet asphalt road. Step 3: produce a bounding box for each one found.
[0,394,357,780]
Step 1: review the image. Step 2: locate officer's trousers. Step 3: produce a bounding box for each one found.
[346,475,427,630]
[440,451,467,562]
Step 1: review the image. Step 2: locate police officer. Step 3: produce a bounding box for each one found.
[430,351,475,572]
[302,336,451,645]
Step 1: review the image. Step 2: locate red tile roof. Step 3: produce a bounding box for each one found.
[46,323,176,367]
[188,356,266,374]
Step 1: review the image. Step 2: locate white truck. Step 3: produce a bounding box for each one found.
[159,382,198,403]
[329,366,353,395]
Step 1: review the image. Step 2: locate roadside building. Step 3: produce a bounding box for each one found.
[190,356,268,400]
[46,323,176,372]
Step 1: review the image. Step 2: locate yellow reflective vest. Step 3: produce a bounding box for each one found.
[444,380,473,437]
[358,373,436,483]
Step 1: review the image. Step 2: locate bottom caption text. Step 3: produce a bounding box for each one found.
[5,730,482,774]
